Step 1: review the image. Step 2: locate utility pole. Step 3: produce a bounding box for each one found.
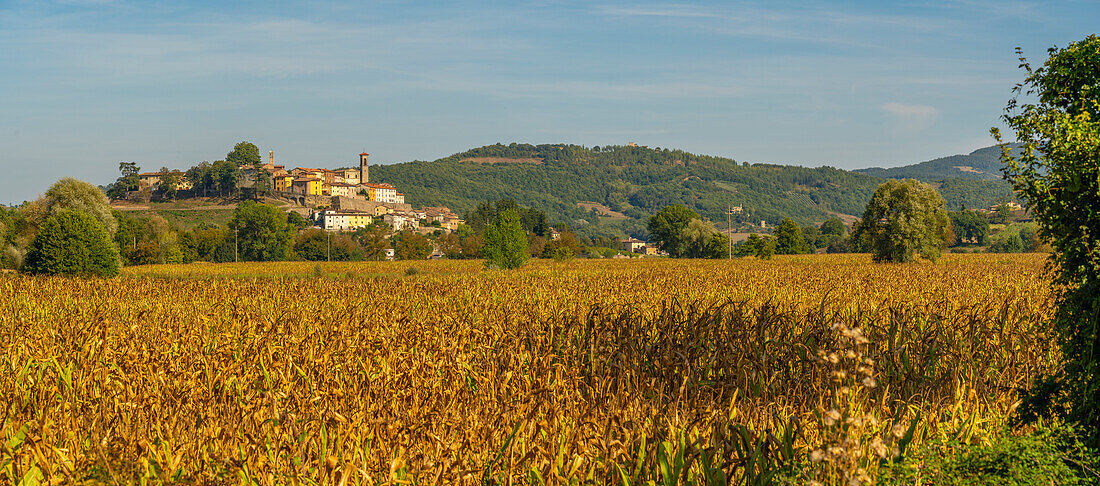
[327,230,331,262]
[727,205,733,260]
[234,226,238,263]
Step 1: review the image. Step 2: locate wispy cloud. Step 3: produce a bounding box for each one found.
[881,102,938,131]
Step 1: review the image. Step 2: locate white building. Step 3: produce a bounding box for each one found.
[327,182,357,197]
[384,212,420,231]
[361,183,401,204]
[319,210,374,231]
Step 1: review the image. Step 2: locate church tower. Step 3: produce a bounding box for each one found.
[359,152,369,184]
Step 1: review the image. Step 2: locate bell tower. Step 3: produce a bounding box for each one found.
[359,152,369,184]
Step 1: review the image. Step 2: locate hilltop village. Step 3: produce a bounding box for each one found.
[104,145,667,263]
[130,150,465,235]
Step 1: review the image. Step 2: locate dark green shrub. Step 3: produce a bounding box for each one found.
[879,426,1099,485]
[23,210,120,277]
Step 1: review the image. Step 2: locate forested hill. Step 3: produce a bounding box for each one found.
[856,144,1023,181]
[369,143,1015,239]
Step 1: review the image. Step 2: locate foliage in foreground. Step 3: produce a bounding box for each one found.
[0,255,1058,484]
[995,34,1100,445]
[880,425,1100,485]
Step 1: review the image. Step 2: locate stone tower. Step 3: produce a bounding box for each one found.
[359,152,369,184]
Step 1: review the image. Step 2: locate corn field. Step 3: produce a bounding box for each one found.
[0,254,1059,484]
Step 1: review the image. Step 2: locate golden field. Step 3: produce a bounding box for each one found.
[0,254,1059,484]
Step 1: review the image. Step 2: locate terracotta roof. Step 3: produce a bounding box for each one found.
[360,152,370,156]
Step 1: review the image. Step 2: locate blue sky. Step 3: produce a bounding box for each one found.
[1,0,1097,204]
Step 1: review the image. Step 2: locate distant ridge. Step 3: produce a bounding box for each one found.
[856,143,1023,181]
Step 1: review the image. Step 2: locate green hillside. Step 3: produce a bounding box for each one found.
[856,144,1022,181]
[370,143,1016,239]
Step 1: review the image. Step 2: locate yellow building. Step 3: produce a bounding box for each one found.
[291,177,322,196]
[274,174,295,192]
[320,210,374,231]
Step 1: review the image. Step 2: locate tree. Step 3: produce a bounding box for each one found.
[157,167,181,200]
[107,161,141,200]
[736,234,775,259]
[436,232,462,259]
[483,209,528,269]
[852,179,950,263]
[187,162,212,197]
[542,229,583,260]
[680,218,728,258]
[393,231,432,260]
[287,212,310,230]
[820,217,847,239]
[989,227,1025,253]
[23,210,120,277]
[991,203,1013,224]
[39,178,118,237]
[293,229,362,261]
[228,201,294,261]
[254,170,273,196]
[647,205,700,258]
[948,210,990,246]
[774,218,810,254]
[992,35,1100,441]
[352,223,390,261]
[211,160,239,197]
[226,141,261,168]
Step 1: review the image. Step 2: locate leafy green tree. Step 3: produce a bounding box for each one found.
[352,223,390,261]
[647,205,700,258]
[436,232,462,259]
[228,201,294,261]
[187,162,212,197]
[1018,222,1042,252]
[774,218,810,254]
[177,224,226,262]
[211,160,239,197]
[993,36,1100,442]
[226,141,261,168]
[820,217,847,239]
[542,229,583,260]
[287,211,310,230]
[393,231,432,260]
[107,161,141,200]
[989,228,1024,253]
[23,210,120,277]
[39,178,118,237]
[483,209,528,269]
[948,210,990,246]
[293,229,362,261]
[852,179,950,263]
[155,167,181,200]
[736,233,775,259]
[253,170,273,196]
[991,203,1013,224]
[680,218,729,258]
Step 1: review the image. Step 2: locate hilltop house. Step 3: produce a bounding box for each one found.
[138,171,192,191]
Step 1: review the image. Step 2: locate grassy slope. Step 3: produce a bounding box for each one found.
[370,143,1017,237]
